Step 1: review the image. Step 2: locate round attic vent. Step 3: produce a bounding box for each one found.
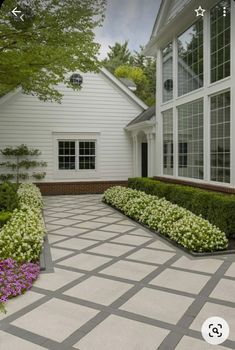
[164,79,173,92]
[70,73,83,86]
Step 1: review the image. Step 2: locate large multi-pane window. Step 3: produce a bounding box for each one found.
[162,109,173,175]
[162,43,173,102]
[210,0,230,83]
[58,140,96,170]
[178,99,203,179]
[211,91,230,183]
[178,19,203,96]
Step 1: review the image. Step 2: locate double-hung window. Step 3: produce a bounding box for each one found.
[58,140,96,171]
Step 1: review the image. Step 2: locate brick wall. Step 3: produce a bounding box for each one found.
[35,181,127,195]
[154,176,235,195]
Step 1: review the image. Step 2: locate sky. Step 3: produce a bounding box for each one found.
[95,0,161,59]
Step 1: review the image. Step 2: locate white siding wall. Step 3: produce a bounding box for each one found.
[0,72,143,182]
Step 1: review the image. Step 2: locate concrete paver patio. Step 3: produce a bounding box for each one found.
[1,194,235,349]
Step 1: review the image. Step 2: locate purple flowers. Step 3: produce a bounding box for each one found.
[0,258,40,313]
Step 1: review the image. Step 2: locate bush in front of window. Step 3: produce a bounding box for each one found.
[102,186,228,253]
[128,177,235,238]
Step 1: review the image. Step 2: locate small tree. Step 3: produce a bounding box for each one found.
[0,144,47,185]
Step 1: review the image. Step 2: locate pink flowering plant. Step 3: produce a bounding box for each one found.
[0,258,40,313]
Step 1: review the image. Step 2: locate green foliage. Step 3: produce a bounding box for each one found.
[128,178,235,237]
[0,0,106,102]
[103,42,156,106]
[0,211,12,228]
[0,207,45,262]
[0,183,45,262]
[0,182,18,211]
[102,41,133,73]
[103,186,228,253]
[18,183,44,209]
[0,144,47,184]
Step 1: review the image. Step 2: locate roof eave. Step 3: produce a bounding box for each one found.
[125,118,155,131]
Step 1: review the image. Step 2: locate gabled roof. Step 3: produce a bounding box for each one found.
[126,104,155,127]
[0,68,148,110]
[101,68,147,109]
[119,78,137,91]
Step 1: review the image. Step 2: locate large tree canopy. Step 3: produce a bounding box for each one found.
[0,0,106,102]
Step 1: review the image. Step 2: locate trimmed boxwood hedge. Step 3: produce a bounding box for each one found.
[128,177,235,237]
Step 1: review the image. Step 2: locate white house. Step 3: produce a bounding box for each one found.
[0,68,147,194]
[128,0,235,193]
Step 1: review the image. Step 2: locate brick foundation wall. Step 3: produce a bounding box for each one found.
[154,176,235,195]
[35,181,127,195]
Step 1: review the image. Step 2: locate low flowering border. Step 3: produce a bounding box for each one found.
[102,186,228,253]
[0,183,45,313]
[0,258,40,314]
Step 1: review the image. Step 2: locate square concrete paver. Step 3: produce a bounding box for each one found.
[93,216,121,224]
[225,263,235,277]
[0,331,47,350]
[52,227,88,236]
[64,276,132,305]
[12,298,98,342]
[0,291,44,320]
[46,212,74,218]
[50,247,73,261]
[175,336,229,350]
[35,268,83,291]
[54,238,99,250]
[120,287,194,324]
[210,278,235,303]
[100,260,157,281]
[190,302,235,341]
[81,230,119,241]
[75,315,169,350]
[102,224,133,233]
[147,240,176,252]
[127,248,175,265]
[47,234,68,244]
[127,228,153,237]
[149,268,210,294]
[75,221,105,229]
[88,242,135,257]
[52,218,79,226]
[46,224,64,232]
[172,256,223,274]
[59,253,112,271]
[111,235,152,246]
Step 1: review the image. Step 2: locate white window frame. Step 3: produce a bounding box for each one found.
[156,0,234,187]
[53,132,100,179]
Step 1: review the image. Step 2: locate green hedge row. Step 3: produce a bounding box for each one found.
[103,186,228,253]
[128,178,235,237]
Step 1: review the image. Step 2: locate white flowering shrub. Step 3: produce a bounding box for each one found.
[0,206,45,262]
[17,183,43,209]
[103,186,228,252]
[0,183,45,262]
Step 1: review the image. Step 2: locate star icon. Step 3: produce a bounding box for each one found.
[195,5,206,17]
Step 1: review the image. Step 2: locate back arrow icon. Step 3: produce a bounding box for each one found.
[12,7,21,17]
[20,14,24,21]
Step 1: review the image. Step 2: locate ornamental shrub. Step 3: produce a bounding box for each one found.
[17,183,43,209]
[0,258,40,314]
[0,206,45,262]
[102,186,228,253]
[0,182,18,212]
[128,177,235,237]
[0,211,12,228]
